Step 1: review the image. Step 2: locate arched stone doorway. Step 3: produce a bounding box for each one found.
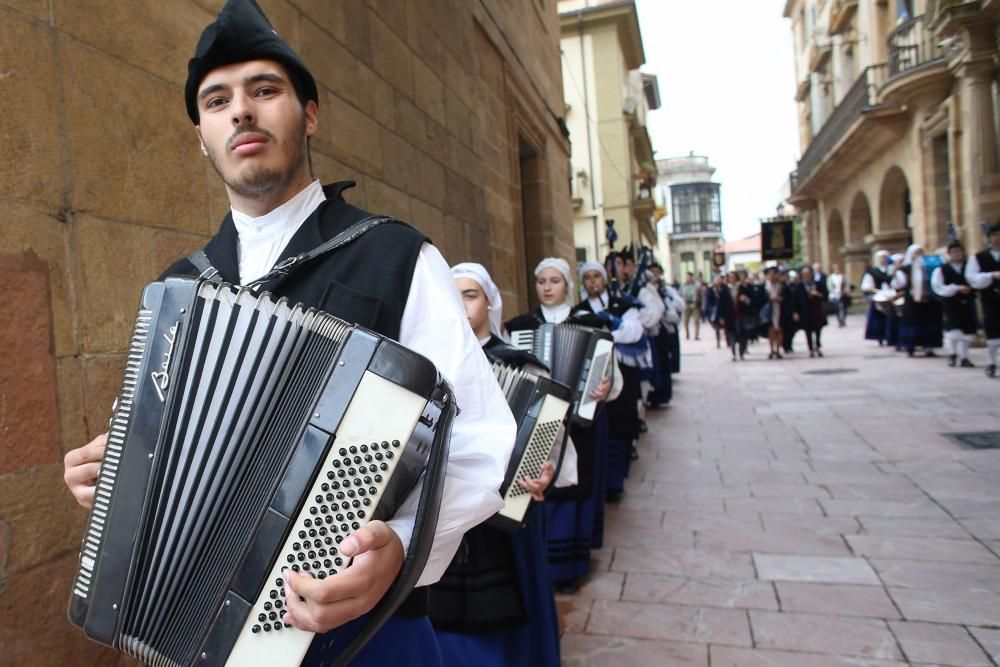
[877,166,914,253]
[843,192,874,287]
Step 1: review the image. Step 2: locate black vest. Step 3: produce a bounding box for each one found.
[867,266,888,288]
[975,249,1000,306]
[940,262,977,333]
[159,181,429,340]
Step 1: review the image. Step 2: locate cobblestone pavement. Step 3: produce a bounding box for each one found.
[558,317,1000,666]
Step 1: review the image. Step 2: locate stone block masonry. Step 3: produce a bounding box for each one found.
[0,0,573,663]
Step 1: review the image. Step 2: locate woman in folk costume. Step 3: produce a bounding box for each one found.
[892,244,943,357]
[506,258,615,594]
[862,250,892,344]
[966,222,1000,378]
[931,241,979,368]
[579,257,647,505]
[885,253,905,349]
[428,263,569,667]
[639,264,687,407]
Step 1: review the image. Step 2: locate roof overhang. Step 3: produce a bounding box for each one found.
[560,0,646,70]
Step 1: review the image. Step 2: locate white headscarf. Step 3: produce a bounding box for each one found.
[578,261,608,302]
[534,258,575,323]
[874,249,889,265]
[451,262,504,339]
[903,244,924,302]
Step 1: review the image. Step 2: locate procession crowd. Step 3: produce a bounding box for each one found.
[678,223,1000,377]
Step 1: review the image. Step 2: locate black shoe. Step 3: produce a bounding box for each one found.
[809,350,815,358]
[816,350,823,357]
[630,447,640,461]
[606,491,624,504]
[948,354,957,367]
[988,364,997,378]
[638,420,648,434]
[925,350,937,358]
[961,358,975,368]
[555,578,581,595]
[908,349,915,358]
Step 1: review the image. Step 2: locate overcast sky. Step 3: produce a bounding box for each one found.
[635,0,801,241]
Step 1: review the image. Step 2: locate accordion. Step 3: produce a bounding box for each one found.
[508,323,613,425]
[68,277,455,667]
[488,362,571,532]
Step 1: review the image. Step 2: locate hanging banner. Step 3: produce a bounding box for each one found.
[761,217,795,261]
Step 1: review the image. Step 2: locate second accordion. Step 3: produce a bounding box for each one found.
[508,322,613,425]
[488,362,571,532]
[68,277,455,667]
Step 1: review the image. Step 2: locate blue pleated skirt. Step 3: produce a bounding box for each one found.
[301,614,442,666]
[899,321,943,350]
[435,509,560,667]
[864,302,888,341]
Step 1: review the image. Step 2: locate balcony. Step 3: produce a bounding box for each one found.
[790,64,909,203]
[671,222,722,237]
[881,14,951,107]
[632,181,656,222]
[829,0,859,35]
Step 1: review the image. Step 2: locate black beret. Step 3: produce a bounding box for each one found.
[989,222,1000,236]
[184,0,318,124]
[947,240,964,251]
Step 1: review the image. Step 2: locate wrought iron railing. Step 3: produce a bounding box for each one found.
[794,64,887,189]
[672,222,722,236]
[887,15,945,78]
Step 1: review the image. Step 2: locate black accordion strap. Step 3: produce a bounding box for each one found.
[244,215,409,288]
[183,214,409,288]
[185,249,222,282]
[332,381,457,667]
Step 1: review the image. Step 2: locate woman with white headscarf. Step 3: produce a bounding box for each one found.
[429,262,563,667]
[892,244,943,356]
[862,249,893,345]
[505,258,614,596]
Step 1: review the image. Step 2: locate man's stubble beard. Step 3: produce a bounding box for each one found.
[206,117,308,200]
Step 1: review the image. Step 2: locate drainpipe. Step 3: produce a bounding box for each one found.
[579,13,600,260]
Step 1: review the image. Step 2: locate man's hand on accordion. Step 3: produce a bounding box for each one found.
[281,520,404,632]
[517,461,554,502]
[64,433,106,509]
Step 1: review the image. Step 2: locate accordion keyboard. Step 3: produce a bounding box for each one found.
[225,371,427,667]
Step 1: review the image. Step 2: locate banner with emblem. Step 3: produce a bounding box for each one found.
[761,217,795,261]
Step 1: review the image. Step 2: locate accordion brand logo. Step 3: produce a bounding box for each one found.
[151,322,180,403]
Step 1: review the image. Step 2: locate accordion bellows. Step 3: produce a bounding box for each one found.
[69,277,448,667]
[508,323,613,425]
[489,362,571,532]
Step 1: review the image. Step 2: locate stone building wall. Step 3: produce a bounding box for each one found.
[0,1,572,664]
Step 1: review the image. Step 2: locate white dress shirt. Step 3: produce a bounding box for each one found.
[931,263,965,298]
[827,273,845,299]
[965,249,1000,289]
[586,292,644,344]
[231,181,516,587]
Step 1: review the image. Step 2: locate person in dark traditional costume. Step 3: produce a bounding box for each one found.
[885,253,905,349]
[429,263,567,667]
[506,258,613,594]
[861,250,892,344]
[931,242,978,368]
[721,272,743,360]
[893,244,943,357]
[578,258,645,504]
[793,265,829,357]
[63,3,516,664]
[966,222,1000,377]
[703,273,728,349]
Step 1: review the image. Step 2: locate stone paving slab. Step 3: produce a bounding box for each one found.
[560,320,1000,666]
